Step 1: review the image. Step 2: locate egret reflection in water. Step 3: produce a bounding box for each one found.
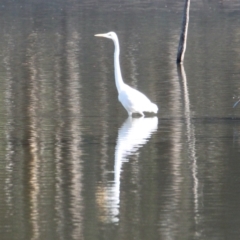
[105,117,158,223]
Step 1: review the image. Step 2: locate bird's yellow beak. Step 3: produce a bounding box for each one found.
[94,33,107,37]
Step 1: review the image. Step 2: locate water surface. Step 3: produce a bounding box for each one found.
[0,1,240,240]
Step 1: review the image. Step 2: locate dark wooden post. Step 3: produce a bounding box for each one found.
[176,0,190,64]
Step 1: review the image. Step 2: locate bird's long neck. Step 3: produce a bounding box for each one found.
[113,37,125,93]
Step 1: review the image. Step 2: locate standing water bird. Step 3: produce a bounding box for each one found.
[95,31,158,117]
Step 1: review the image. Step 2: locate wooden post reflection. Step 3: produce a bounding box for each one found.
[177,64,201,237]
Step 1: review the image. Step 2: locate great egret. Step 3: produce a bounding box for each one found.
[95,31,158,116]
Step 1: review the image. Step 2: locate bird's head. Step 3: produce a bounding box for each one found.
[94,31,117,40]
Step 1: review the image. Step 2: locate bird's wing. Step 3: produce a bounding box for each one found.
[118,85,152,112]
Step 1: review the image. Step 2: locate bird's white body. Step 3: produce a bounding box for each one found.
[118,84,158,116]
[95,31,158,116]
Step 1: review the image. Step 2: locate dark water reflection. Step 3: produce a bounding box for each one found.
[0,1,240,240]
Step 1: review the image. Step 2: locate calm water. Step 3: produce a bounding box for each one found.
[0,1,240,239]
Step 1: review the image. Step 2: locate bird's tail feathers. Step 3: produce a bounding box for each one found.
[151,103,158,113]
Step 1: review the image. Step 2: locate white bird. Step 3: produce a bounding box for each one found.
[95,31,158,117]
